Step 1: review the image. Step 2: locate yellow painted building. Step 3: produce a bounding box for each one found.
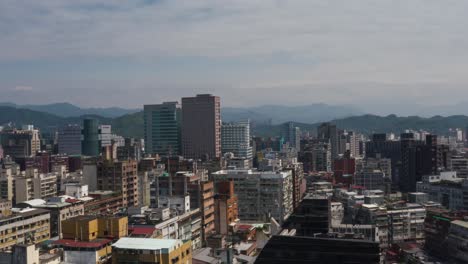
[57,215,129,264]
[61,215,98,241]
[112,238,192,264]
[98,216,128,239]
[61,215,128,240]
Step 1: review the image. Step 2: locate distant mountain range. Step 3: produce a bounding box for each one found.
[0,106,141,138]
[0,102,362,124]
[222,103,363,124]
[0,102,140,118]
[360,101,468,117]
[1,103,468,138]
[253,114,468,137]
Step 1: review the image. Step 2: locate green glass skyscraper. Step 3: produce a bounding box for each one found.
[144,102,181,156]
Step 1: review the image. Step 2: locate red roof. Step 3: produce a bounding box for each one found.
[398,242,419,251]
[53,239,111,249]
[237,225,254,231]
[128,227,156,235]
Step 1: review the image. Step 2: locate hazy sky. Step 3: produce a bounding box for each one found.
[1,0,468,109]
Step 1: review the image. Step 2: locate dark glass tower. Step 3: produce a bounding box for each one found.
[144,102,181,156]
[81,119,99,156]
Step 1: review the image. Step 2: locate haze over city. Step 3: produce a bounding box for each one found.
[2,0,468,114]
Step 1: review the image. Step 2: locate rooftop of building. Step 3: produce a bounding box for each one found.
[38,250,62,262]
[303,193,329,200]
[88,190,117,196]
[112,238,180,251]
[0,208,49,222]
[421,180,465,188]
[235,254,256,263]
[63,182,86,186]
[192,248,218,264]
[234,241,256,252]
[361,204,380,209]
[70,196,94,202]
[33,202,74,209]
[11,208,50,217]
[426,207,468,218]
[53,239,111,249]
[387,202,425,211]
[64,215,97,221]
[451,220,468,229]
[312,181,332,185]
[18,199,46,207]
[212,168,291,178]
[236,224,254,232]
[365,195,384,198]
[128,226,157,236]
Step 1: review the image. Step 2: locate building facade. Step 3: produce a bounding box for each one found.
[0,128,40,158]
[15,170,58,203]
[182,94,221,160]
[354,168,387,192]
[450,156,468,178]
[144,102,182,156]
[214,181,239,235]
[211,169,293,223]
[447,220,468,263]
[221,121,252,159]
[317,123,339,163]
[57,124,82,156]
[18,197,85,238]
[416,172,467,210]
[0,209,51,251]
[112,238,192,264]
[150,170,215,242]
[97,160,139,208]
[281,122,300,151]
[82,119,100,157]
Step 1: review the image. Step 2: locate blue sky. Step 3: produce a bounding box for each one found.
[1,0,468,110]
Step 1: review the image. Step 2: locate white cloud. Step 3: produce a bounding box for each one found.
[13,86,33,91]
[1,0,467,60]
[1,0,468,108]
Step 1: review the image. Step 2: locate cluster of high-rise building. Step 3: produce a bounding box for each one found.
[2,95,468,263]
[144,94,222,160]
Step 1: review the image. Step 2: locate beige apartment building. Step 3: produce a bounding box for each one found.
[97,160,139,208]
[15,169,58,203]
[0,208,51,251]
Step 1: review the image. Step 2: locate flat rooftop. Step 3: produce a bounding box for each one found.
[112,238,180,252]
[0,208,49,221]
[34,202,72,208]
[451,220,468,229]
[193,248,218,264]
[54,239,111,249]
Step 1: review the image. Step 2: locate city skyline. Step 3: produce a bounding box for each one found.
[1,1,468,263]
[2,0,468,110]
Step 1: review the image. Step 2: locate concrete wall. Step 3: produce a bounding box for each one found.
[64,251,97,264]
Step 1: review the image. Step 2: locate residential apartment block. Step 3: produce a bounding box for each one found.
[211,169,293,223]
